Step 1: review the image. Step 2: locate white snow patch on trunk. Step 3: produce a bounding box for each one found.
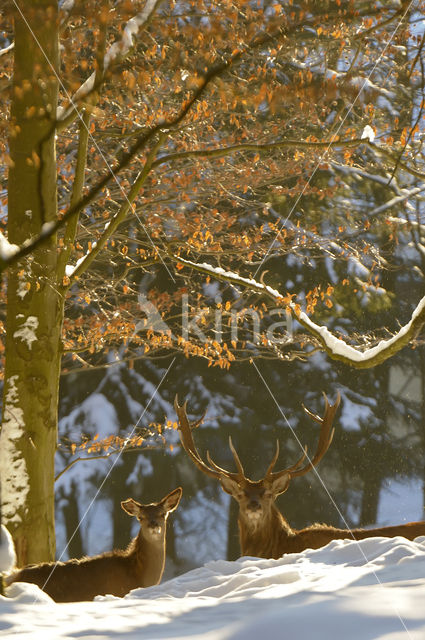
[13,316,39,349]
[17,281,29,300]
[0,525,16,573]
[0,376,29,524]
[16,265,33,300]
[0,232,19,261]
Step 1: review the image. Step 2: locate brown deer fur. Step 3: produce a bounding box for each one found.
[175,394,425,560]
[232,484,425,559]
[5,487,182,602]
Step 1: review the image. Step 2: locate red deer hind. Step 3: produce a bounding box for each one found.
[175,394,425,559]
[6,487,182,602]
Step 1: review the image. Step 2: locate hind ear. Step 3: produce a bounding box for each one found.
[121,498,142,517]
[162,487,183,513]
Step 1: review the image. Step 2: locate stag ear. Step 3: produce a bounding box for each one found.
[219,475,240,497]
[121,498,142,517]
[268,473,291,496]
[161,487,183,513]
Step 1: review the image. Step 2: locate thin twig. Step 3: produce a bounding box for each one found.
[54,443,162,482]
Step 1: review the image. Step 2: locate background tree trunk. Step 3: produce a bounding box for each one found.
[226,498,240,561]
[61,485,84,560]
[0,0,60,566]
[359,467,382,526]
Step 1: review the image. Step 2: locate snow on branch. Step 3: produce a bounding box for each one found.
[368,187,425,217]
[59,0,75,19]
[173,256,425,369]
[0,233,19,263]
[0,43,14,57]
[57,0,164,124]
[387,216,425,232]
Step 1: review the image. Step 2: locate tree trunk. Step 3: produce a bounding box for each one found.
[419,351,425,511]
[226,497,240,560]
[61,485,84,560]
[113,491,132,552]
[0,0,61,566]
[359,467,381,526]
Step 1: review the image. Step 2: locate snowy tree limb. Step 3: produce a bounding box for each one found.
[171,256,425,369]
[0,42,14,57]
[57,0,166,131]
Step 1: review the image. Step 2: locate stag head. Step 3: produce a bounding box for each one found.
[174,394,340,527]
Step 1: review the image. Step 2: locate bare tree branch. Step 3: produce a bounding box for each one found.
[54,443,161,482]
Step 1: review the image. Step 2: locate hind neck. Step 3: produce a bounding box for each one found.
[128,529,166,587]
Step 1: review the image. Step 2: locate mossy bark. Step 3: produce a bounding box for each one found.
[0,1,61,566]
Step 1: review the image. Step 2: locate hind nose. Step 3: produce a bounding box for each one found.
[149,520,160,529]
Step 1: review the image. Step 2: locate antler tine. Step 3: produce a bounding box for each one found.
[174,395,222,480]
[265,439,280,477]
[175,395,243,481]
[266,443,309,481]
[283,445,308,474]
[228,436,246,478]
[192,410,207,430]
[289,391,340,478]
[264,393,340,482]
[206,440,244,482]
[302,391,331,424]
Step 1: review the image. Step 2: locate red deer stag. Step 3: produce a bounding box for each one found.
[6,487,182,602]
[175,395,425,559]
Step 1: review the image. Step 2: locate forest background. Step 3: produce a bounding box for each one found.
[1,0,425,575]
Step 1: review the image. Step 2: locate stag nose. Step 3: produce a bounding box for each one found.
[248,500,261,512]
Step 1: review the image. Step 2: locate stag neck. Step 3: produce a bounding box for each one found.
[267,503,294,535]
[239,503,294,559]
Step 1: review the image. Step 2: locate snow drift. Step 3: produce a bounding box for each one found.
[1,535,425,639]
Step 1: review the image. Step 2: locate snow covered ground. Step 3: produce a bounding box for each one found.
[2,530,425,640]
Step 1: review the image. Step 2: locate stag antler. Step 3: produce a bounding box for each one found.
[175,392,340,484]
[264,391,341,482]
[174,396,245,482]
